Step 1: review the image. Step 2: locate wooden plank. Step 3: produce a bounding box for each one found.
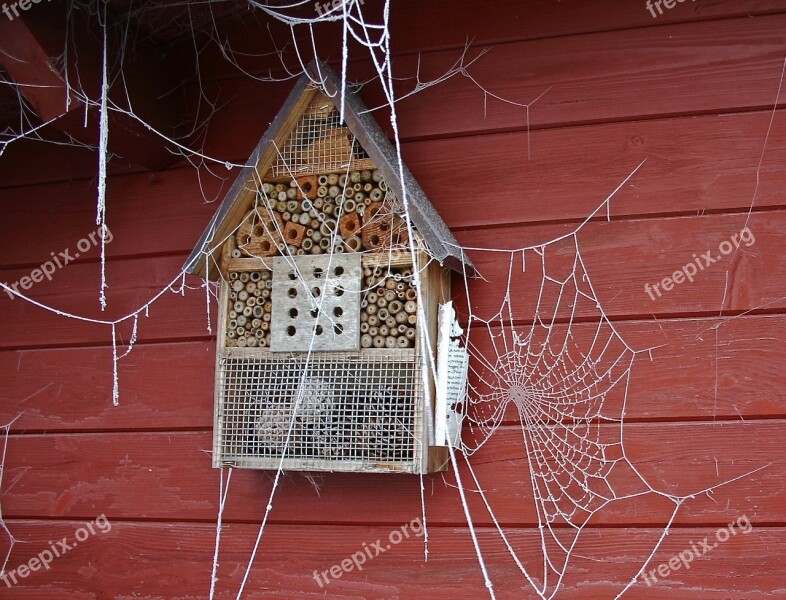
[0,254,216,349]
[2,106,784,238]
[191,15,786,151]
[0,313,783,432]
[0,209,783,345]
[0,341,215,431]
[0,170,226,268]
[3,421,784,525]
[452,209,786,322]
[2,520,783,598]
[183,0,786,83]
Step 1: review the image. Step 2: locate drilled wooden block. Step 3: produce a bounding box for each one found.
[236,209,283,257]
[270,253,361,352]
[295,175,318,200]
[339,212,362,239]
[283,221,307,248]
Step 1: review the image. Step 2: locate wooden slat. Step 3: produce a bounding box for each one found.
[3,421,784,525]
[0,255,216,349]
[0,341,215,430]
[191,15,786,155]
[0,170,225,268]
[453,209,786,322]
[184,0,786,83]
[0,312,783,432]
[0,520,783,598]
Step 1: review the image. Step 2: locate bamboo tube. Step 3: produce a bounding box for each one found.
[354,192,365,203]
[255,329,265,339]
[405,327,416,340]
[301,199,313,212]
[260,321,270,331]
[302,238,314,251]
[379,325,389,337]
[314,197,324,209]
[327,173,339,186]
[236,327,245,336]
[361,170,372,182]
[407,314,417,325]
[252,318,262,328]
[372,336,385,348]
[232,280,244,292]
[230,292,238,302]
[328,185,340,198]
[286,188,297,200]
[366,303,377,315]
[247,337,258,347]
[346,235,362,252]
[360,322,370,333]
[385,278,397,290]
[386,316,397,329]
[246,297,256,307]
[405,300,418,314]
[227,330,237,339]
[370,188,383,201]
[323,203,334,215]
[243,306,253,317]
[405,288,417,301]
[396,336,409,348]
[237,337,247,347]
[317,175,329,185]
[282,211,292,222]
[339,174,347,187]
[360,334,373,348]
[369,327,378,337]
[238,291,248,301]
[388,300,403,314]
[350,171,361,183]
[310,245,322,255]
[368,314,379,327]
[353,182,362,191]
[253,306,264,318]
[229,319,238,329]
[245,282,256,293]
[395,310,408,324]
[237,315,248,326]
[234,301,245,313]
[320,219,337,236]
[363,183,373,193]
[250,271,261,282]
[360,311,369,322]
[259,337,268,348]
[263,313,272,322]
[229,271,239,281]
[319,237,331,250]
[317,186,328,198]
[229,310,237,319]
[312,230,322,242]
[398,323,408,335]
[372,169,383,182]
[343,198,357,213]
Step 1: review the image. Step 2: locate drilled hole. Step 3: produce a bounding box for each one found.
[289,308,298,318]
[288,272,297,281]
[334,286,345,297]
[335,266,345,276]
[286,326,297,336]
[370,235,380,245]
[315,325,323,335]
[314,267,324,279]
[312,287,321,298]
[334,323,343,335]
[288,288,297,298]
[333,306,343,317]
[310,309,319,318]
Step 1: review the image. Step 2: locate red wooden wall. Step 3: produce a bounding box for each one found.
[2,1,786,597]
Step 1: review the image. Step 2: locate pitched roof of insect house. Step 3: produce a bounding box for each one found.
[184,59,472,278]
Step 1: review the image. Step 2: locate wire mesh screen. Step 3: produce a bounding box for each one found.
[269,94,371,177]
[215,351,422,471]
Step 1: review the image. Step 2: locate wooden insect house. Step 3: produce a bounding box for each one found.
[185,60,471,474]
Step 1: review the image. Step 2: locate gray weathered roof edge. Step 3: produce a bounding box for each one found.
[184,60,473,276]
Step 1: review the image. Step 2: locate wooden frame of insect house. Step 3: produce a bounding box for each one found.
[185,60,472,474]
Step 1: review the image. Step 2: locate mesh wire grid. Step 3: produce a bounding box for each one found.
[216,351,421,469]
[270,98,369,177]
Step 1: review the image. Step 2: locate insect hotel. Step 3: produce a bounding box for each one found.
[185,60,471,474]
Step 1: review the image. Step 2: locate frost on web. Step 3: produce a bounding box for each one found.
[449,189,703,599]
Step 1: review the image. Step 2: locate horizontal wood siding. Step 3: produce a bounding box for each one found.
[1,3,785,597]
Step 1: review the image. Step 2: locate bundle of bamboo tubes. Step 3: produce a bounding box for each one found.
[224,270,273,348]
[359,266,418,349]
[237,169,407,259]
